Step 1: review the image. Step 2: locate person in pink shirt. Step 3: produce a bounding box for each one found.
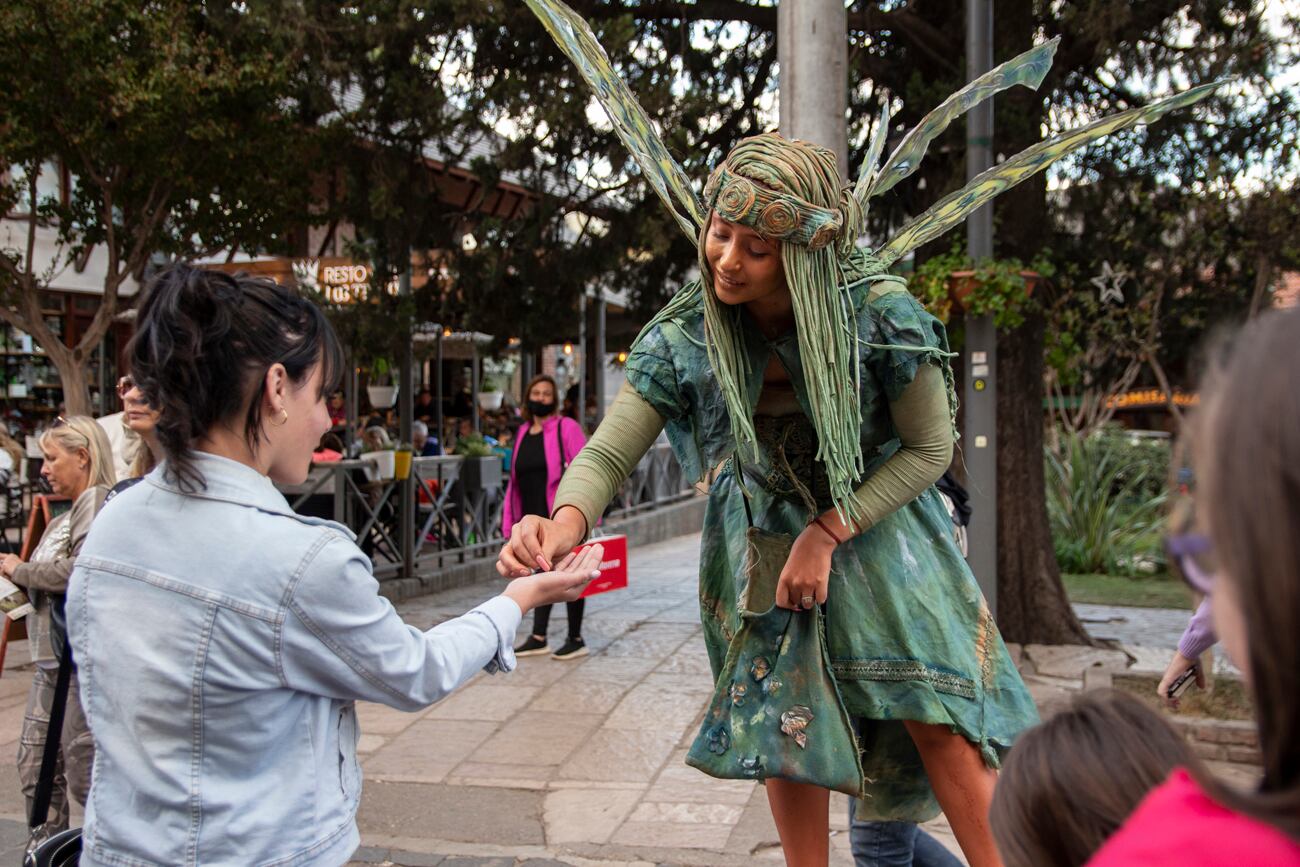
[1091,310,1300,866]
[502,375,590,659]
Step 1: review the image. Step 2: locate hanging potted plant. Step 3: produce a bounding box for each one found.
[912,243,1052,328]
[477,375,504,411]
[365,357,397,410]
[477,356,515,411]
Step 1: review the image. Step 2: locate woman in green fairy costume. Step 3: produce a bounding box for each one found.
[498,132,1037,867]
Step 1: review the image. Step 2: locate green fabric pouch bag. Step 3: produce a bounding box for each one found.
[686,526,867,797]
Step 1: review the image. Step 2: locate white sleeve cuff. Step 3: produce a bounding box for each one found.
[470,595,523,674]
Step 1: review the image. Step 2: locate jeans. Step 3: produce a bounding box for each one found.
[849,800,963,867]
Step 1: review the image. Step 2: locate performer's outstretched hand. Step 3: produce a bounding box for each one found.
[775,525,836,610]
[497,511,586,578]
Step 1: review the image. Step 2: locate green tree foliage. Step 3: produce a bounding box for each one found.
[0,0,313,414]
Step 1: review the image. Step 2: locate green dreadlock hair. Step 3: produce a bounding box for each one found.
[700,134,867,522]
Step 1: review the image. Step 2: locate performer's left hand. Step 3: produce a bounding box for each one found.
[775,526,836,610]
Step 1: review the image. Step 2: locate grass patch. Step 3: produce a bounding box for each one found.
[1113,673,1254,721]
[1063,572,1195,610]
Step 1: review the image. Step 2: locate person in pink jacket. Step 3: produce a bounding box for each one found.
[502,374,590,659]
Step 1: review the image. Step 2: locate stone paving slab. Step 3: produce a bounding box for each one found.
[1073,601,1236,671]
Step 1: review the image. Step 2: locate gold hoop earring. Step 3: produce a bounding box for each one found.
[270,408,289,427]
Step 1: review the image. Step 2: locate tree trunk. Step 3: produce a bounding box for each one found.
[0,275,95,418]
[986,0,1092,645]
[994,311,1092,644]
[44,341,93,417]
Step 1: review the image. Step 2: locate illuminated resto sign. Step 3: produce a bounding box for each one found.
[292,258,399,304]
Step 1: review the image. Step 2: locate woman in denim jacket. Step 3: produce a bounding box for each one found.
[67,265,603,867]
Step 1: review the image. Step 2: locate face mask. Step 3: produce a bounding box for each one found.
[528,400,556,417]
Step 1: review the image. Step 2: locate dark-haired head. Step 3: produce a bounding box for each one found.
[1193,306,1300,841]
[990,689,1196,867]
[522,375,558,423]
[129,263,344,490]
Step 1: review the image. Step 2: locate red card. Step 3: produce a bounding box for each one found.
[575,534,628,598]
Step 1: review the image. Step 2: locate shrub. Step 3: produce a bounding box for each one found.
[452,433,495,458]
[1046,430,1169,575]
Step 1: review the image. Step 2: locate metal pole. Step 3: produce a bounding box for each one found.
[398,260,415,579]
[471,344,481,434]
[435,331,444,453]
[347,364,359,456]
[577,293,587,431]
[778,0,849,177]
[96,339,107,414]
[522,352,535,390]
[964,0,998,616]
[595,296,607,423]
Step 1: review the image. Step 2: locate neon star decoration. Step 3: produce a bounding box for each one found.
[1091,261,1131,305]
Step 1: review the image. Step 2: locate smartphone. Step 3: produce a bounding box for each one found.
[1168,664,1199,699]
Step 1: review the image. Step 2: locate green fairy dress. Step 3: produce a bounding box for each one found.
[625,258,1038,822]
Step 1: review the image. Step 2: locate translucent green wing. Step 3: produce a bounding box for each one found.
[853,102,891,205]
[877,80,1224,265]
[865,38,1060,201]
[523,0,705,240]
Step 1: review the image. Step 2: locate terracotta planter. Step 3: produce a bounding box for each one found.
[946,270,1041,314]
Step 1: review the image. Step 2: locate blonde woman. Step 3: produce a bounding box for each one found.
[0,415,115,833]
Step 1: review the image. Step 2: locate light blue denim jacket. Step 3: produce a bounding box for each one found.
[67,452,520,866]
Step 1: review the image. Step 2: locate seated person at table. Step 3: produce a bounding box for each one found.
[412,420,441,456]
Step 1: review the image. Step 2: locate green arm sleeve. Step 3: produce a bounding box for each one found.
[847,363,953,530]
[554,382,667,535]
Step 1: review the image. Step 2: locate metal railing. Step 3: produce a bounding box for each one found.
[277,445,693,582]
[606,442,695,520]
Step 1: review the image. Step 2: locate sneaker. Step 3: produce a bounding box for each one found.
[514,635,550,657]
[551,638,589,660]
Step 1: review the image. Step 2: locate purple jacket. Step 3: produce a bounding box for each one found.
[502,415,588,537]
[1177,597,1216,660]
